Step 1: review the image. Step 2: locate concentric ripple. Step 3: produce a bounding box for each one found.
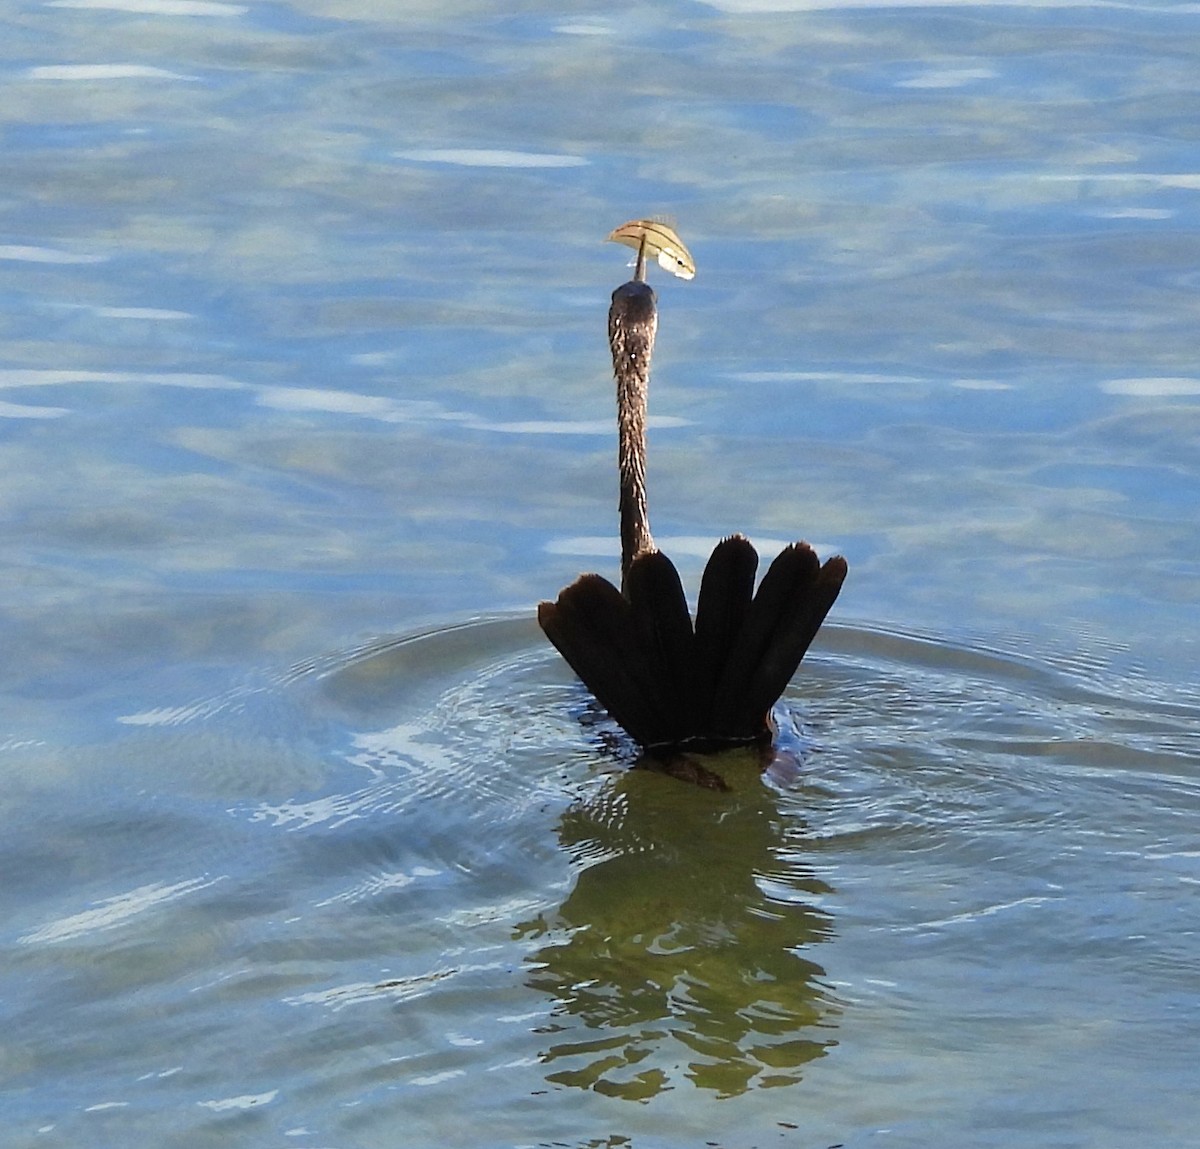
[10,613,1195,1142]
[241,611,1198,1110]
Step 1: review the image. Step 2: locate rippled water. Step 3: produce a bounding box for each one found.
[3,1,1199,1147]
[8,615,1197,1145]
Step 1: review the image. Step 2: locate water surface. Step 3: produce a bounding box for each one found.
[2,1,1198,1146]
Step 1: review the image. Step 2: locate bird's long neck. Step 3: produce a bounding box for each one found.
[608,279,658,589]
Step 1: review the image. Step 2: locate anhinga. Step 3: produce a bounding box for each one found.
[538,221,846,773]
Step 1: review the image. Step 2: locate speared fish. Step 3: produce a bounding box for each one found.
[606,219,696,282]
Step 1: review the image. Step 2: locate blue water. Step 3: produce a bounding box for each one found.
[2,1,1198,1146]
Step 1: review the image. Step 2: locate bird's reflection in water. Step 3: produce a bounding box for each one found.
[516,751,838,1100]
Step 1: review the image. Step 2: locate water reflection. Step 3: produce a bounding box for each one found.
[516,756,837,1100]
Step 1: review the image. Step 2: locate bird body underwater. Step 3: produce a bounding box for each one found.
[538,221,847,764]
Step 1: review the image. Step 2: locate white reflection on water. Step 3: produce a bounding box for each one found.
[197,1091,278,1112]
[705,0,1175,8]
[896,66,998,88]
[0,400,71,419]
[395,148,589,168]
[0,244,107,264]
[1041,172,1200,190]
[19,877,224,945]
[27,64,201,81]
[0,369,245,390]
[50,0,246,13]
[92,306,192,320]
[1103,376,1200,396]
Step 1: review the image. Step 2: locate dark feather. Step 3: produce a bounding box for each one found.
[539,571,675,748]
[540,540,846,754]
[624,551,695,745]
[721,546,847,738]
[692,535,759,728]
